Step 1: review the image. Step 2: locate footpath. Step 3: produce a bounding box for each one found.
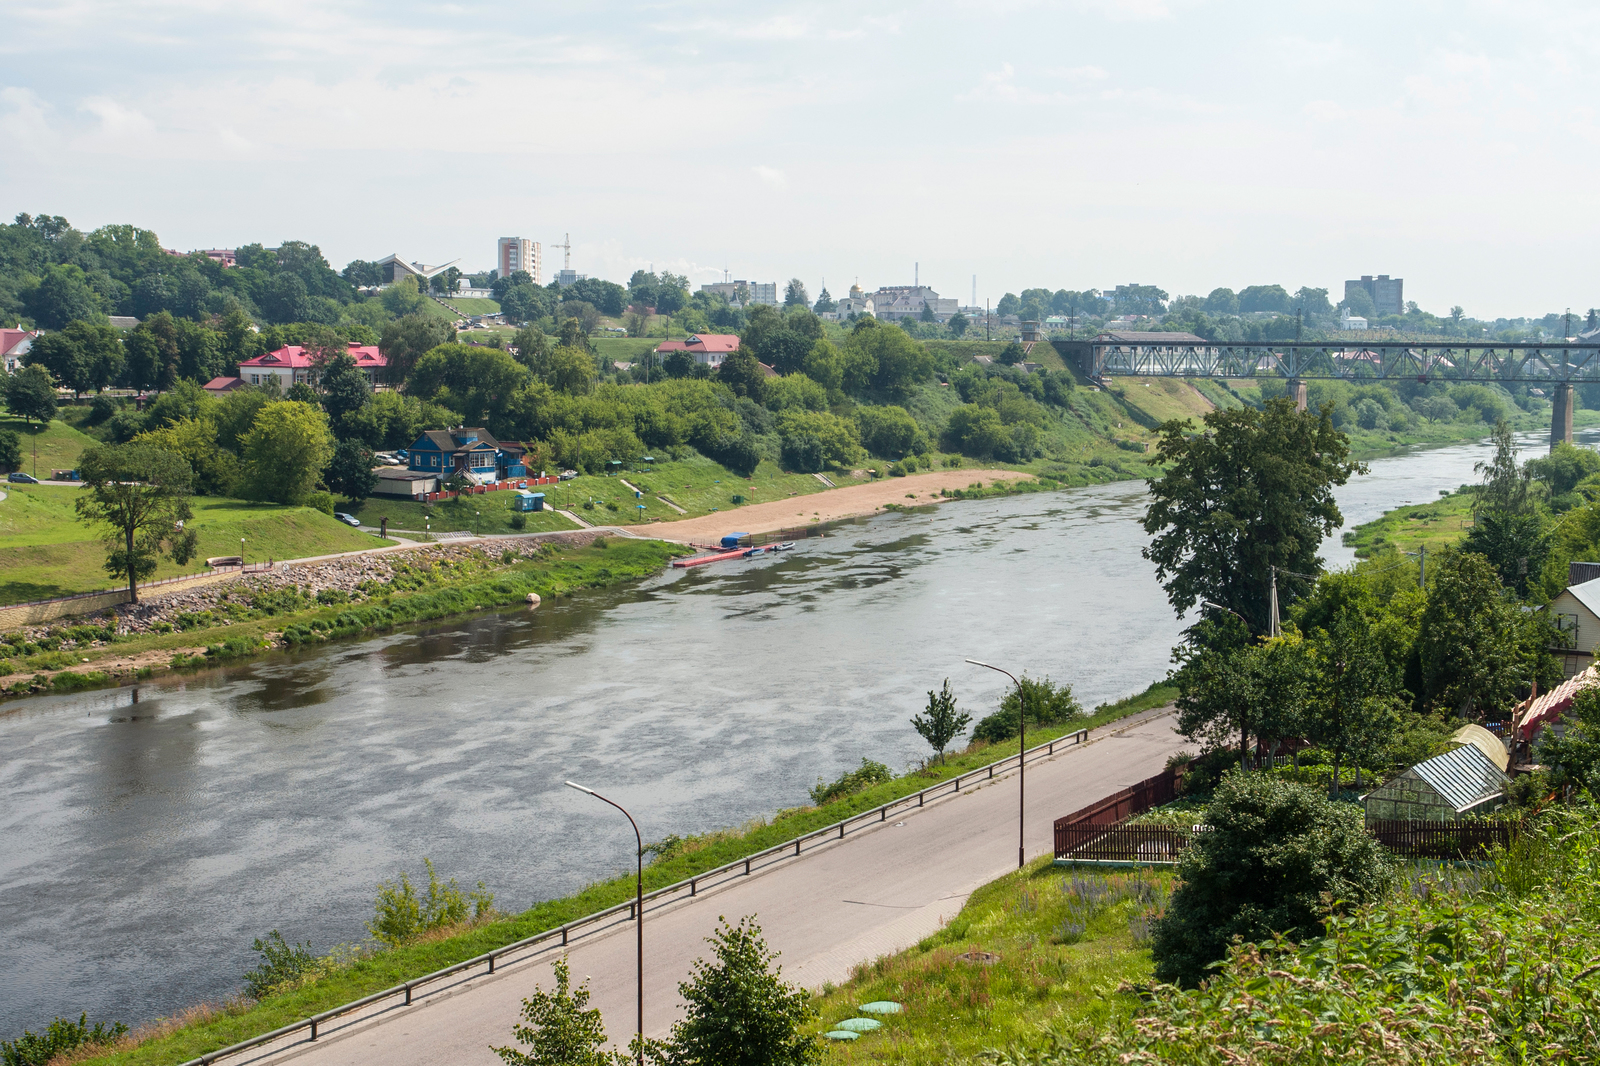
[228,707,1185,1066]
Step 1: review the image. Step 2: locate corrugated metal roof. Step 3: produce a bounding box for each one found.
[1411,744,1509,813]
[1565,576,1600,619]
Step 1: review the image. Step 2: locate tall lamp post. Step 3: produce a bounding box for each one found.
[965,658,1027,869]
[565,781,644,1064]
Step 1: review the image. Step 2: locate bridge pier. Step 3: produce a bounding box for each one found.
[1552,384,1575,450]
[1289,379,1308,412]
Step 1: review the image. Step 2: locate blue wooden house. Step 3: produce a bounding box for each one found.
[405,428,526,483]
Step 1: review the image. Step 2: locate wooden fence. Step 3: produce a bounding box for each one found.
[1055,817,1517,865]
[1366,819,1516,859]
[1054,823,1194,864]
[1053,765,1182,830]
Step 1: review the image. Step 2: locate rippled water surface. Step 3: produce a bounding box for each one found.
[0,429,1580,1035]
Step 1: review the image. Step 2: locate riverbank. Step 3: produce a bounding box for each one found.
[0,534,685,702]
[64,682,1176,1066]
[622,468,1032,541]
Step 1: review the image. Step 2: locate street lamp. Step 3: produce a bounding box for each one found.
[240,537,246,568]
[1200,600,1246,624]
[966,659,1028,869]
[565,781,644,1064]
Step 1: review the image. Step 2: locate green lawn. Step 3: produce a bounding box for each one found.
[0,487,394,604]
[0,409,101,479]
[811,861,1169,1063]
[592,337,663,364]
[346,493,578,535]
[1342,487,1475,559]
[440,296,501,316]
[544,455,848,526]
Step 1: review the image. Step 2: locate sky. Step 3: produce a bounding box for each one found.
[2,0,1597,319]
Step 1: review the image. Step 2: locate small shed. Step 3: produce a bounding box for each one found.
[512,490,545,512]
[1363,744,1510,823]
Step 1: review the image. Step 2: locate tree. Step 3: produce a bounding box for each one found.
[546,346,598,396]
[132,417,239,496]
[325,439,378,502]
[1292,286,1333,317]
[380,276,428,318]
[911,680,970,764]
[24,264,107,328]
[1143,399,1360,634]
[1417,548,1537,717]
[320,353,373,435]
[948,311,968,338]
[123,313,181,392]
[1237,284,1290,314]
[1203,288,1240,314]
[1527,440,1600,498]
[502,285,553,326]
[1473,418,1534,515]
[492,271,534,300]
[847,319,932,400]
[1417,395,1459,424]
[1305,609,1402,794]
[1464,509,1549,598]
[379,313,454,385]
[717,349,767,402]
[0,428,22,472]
[407,343,532,426]
[238,401,336,505]
[3,363,58,427]
[783,279,809,309]
[812,287,835,314]
[1150,773,1393,987]
[997,341,1026,366]
[972,675,1083,744]
[645,916,818,1066]
[491,956,626,1066]
[75,444,200,602]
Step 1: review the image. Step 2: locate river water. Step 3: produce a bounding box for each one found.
[0,429,1581,1037]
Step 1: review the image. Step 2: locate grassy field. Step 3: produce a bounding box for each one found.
[1341,487,1475,559]
[345,493,578,535]
[0,486,393,604]
[548,455,851,526]
[811,861,1169,1062]
[0,409,100,478]
[63,680,1174,1066]
[592,337,663,363]
[440,296,501,316]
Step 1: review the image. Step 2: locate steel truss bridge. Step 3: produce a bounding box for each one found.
[1054,338,1593,447]
[1067,339,1600,385]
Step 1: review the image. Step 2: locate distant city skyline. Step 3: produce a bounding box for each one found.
[4,1,1598,319]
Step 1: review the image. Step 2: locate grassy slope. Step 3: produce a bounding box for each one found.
[592,337,663,363]
[345,494,578,535]
[812,861,1167,1062]
[1341,488,1475,559]
[0,487,394,604]
[71,683,1174,1066]
[0,410,100,477]
[548,456,847,525]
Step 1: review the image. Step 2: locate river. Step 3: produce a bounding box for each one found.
[0,429,1582,1037]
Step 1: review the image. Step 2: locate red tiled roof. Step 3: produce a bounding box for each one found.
[239,343,386,369]
[0,328,38,356]
[202,376,245,392]
[654,334,741,355]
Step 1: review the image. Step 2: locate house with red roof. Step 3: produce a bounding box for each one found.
[653,333,741,368]
[237,343,387,391]
[1,328,38,374]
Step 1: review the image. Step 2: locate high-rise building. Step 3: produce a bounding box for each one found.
[1344,275,1404,316]
[497,238,542,285]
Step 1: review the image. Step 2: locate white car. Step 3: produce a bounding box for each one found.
[334,512,362,527]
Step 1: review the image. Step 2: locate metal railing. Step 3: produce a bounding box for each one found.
[177,723,1098,1066]
[2,565,272,612]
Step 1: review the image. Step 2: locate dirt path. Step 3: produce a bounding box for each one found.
[624,468,1030,542]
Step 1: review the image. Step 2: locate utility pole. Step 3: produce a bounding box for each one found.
[986,298,990,342]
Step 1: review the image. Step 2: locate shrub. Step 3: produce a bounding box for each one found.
[368,858,494,947]
[316,588,349,605]
[591,536,608,549]
[1,1014,128,1066]
[509,512,527,531]
[972,675,1083,744]
[305,490,336,516]
[809,758,893,805]
[1151,772,1393,987]
[242,931,317,1000]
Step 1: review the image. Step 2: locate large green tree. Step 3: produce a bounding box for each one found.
[1417,548,1544,717]
[1142,399,1361,634]
[406,343,530,428]
[75,443,200,602]
[3,363,58,427]
[324,438,378,502]
[319,352,373,435]
[238,400,336,505]
[1306,608,1403,793]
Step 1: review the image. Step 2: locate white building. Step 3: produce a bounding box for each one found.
[871,285,959,322]
[375,254,461,286]
[497,238,542,285]
[834,283,875,319]
[1340,312,1369,330]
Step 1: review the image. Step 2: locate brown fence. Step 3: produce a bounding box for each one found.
[1366,819,1516,860]
[1054,823,1194,865]
[1053,765,1181,830]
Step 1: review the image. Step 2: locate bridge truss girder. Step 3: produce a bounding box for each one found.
[1084,341,1597,385]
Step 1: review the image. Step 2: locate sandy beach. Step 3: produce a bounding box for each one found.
[620,468,1030,542]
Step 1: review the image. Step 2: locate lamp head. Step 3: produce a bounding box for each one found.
[564,780,595,795]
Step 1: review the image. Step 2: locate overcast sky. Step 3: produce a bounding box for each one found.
[2,0,1596,318]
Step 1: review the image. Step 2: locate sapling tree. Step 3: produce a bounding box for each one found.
[75,443,199,603]
[911,679,971,764]
[492,956,627,1066]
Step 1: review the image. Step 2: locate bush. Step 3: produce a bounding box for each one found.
[305,490,336,516]
[1151,772,1394,987]
[1,1014,128,1066]
[509,512,527,531]
[0,428,21,473]
[972,675,1083,744]
[242,931,317,1000]
[368,858,494,947]
[809,758,893,805]
[87,394,119,425]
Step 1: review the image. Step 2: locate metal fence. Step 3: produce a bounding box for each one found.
[3,565,274,612]
[176,723,1095,1066]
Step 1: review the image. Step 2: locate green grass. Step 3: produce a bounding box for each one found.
[65,679,1173,1066]
[1341,487,1476,559]
[0,487,394,604]
[438,296,501,315]
[592,337,664,363]
[811,861,1170,1062]
[345,493,579,535]
[0,409,100,478]
[544,456,848,526]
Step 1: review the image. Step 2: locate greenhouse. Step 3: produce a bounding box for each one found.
[1363,742,1510,823]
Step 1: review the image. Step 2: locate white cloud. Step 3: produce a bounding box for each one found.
[0,87,54,151]
[79,97,155,139]
[752,165,788,190]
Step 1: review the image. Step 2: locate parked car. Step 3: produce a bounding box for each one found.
[334,512,362,527]
[7,472,39,484]
[395,449,409,461]
[559,469,578,481]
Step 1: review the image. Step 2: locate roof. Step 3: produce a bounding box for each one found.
[1410,744,1510,812]
[0,328,38,357]
[1094,331,1208,344]
[239,343,386,369]
[418,428,499,454]
[1562,575,1600,619]
[376,468,438,482]
[1450,723,1509,772]
[1512,663,1598,741]
[202,376,245,392]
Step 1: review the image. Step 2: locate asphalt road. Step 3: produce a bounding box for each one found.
[235,708,1185,1066]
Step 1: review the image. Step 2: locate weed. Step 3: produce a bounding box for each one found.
[1,1014,128,1066]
